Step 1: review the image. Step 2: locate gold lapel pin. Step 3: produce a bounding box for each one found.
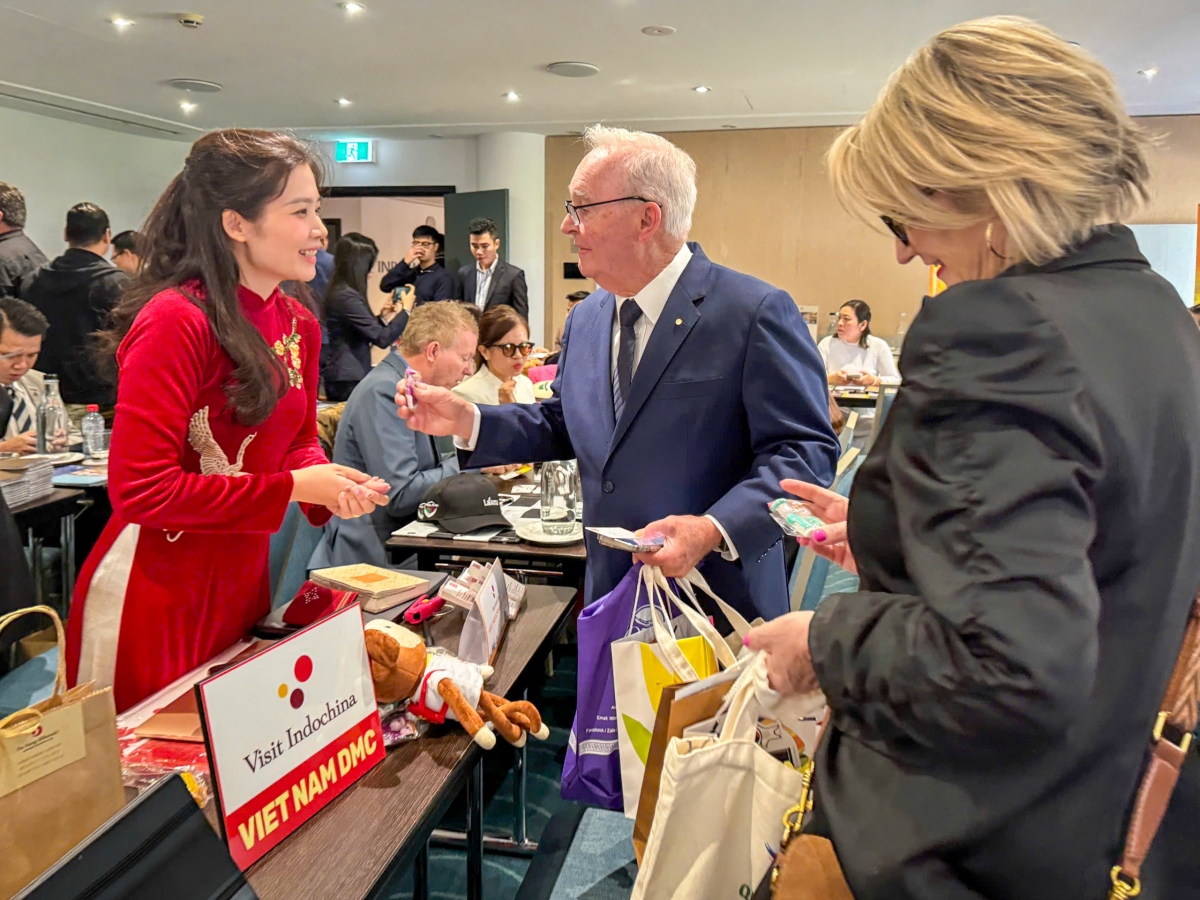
[675,318,683,326]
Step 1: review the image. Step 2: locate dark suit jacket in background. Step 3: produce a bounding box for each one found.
[0,229,48,299]
[461,243,839,620]
[808,225,1200,900]
[322,284,409,385]
[457,258,529,320]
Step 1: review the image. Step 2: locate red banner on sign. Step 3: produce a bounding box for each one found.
[221,711,384,868]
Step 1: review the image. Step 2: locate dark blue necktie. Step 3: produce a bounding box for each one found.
[613,299,643,421]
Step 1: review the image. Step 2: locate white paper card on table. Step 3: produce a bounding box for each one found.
[458,559,508,665]
[510,484,538,494]
[392,521,438,538]
[195,605,385,870]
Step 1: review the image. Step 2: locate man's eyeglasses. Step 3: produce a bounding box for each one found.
[411,239,437,249]
[564,196,657,227]
[880,215,909,247]
[489,341,534,358]
[0,350,38,363]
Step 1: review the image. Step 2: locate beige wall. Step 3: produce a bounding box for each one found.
[543,115,1200,345]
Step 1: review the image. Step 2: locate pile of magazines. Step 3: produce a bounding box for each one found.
[0,458,54,507]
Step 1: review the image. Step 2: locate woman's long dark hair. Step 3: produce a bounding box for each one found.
[841,299,873,349]
[325,232,379,303]
[475,304,528,369]
[98,129,325,426]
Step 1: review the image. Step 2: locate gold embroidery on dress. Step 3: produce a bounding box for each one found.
[273,318,303,389]
[187,407,255,476]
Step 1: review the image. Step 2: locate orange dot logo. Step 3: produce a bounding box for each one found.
[280,654,314,709]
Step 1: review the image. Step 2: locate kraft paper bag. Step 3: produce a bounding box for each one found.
[0,607,125,898]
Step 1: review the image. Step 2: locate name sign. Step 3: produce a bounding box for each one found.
[197,604,384,869]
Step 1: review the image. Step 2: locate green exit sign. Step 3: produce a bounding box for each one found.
[334,140,374,163]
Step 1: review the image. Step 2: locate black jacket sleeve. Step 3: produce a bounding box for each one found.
[809,279,1106,751]
[430,269,459,302]
[509,268,529,320]
[336,288,408,349]
[379,260,417,293]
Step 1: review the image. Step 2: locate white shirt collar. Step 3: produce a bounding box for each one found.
[614,243,693,326]
[477,259,496,275]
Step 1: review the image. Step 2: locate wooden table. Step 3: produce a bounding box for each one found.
[386,532,586,588]
[245,583,578,900]
[830,389,880,409]
[10,488,85,611]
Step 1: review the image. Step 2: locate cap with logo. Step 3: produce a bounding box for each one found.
[417,473,510,534]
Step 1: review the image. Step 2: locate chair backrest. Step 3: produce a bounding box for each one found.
[789,449,865,612]
[862,387,899,456]
[838,411,858,455]
[268,503,325,609]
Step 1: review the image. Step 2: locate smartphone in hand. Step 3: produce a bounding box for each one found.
[587,527,665,553]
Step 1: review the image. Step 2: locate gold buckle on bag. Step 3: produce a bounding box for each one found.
[1151,711,1193,754]
[1109,866,1141,899]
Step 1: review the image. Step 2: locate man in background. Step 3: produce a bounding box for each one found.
[548,289,590,363]
[379,225,458,307]
[0,183,47,300]
[0,298,74,454]
[458,217,528,320]
[315,302,478,568]
[24,203,128,424]
[309,233,334,299]
[110,230,143,276]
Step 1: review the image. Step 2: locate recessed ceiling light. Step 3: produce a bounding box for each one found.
[1139,67,1159,80]
[339,2,365,12]
[504,91,520,101]
[179,100,197,113]
[168,78,222,93]
[642,25,675,37]
[693,85,712,94]
[336,98,353,106]
[546,61,599,78]
[110,16,134,29]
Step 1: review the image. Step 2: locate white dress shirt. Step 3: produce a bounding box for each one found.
[474,261,495,310]
[457,243,737,559]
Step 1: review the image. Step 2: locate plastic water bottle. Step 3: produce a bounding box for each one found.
[35,376,68,454]
[82,405,105,458]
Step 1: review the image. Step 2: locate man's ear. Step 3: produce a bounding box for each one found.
[425,341,440,365]
[223,209,250,244]
[637,202,664,244]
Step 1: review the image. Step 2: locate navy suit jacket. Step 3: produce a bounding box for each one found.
[462,243,838,619]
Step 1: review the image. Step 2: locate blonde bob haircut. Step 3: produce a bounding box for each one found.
[827,16,1151,265]
[398,300,478,357]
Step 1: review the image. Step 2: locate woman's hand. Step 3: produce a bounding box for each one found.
[396,372,477,439]
[828,372,849,387]
[498,379,517,404]
[781,478,857,575]
[290,464,389,513]
[744,611,821,696]
[856,373,881,388]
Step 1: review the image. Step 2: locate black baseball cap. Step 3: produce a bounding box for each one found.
[417,473,510,534]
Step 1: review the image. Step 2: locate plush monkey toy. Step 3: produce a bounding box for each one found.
[364,619,550,750]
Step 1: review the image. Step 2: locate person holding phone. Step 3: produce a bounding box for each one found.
[817,299,899,388]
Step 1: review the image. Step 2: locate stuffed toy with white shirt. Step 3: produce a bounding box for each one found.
[363,619,549,750]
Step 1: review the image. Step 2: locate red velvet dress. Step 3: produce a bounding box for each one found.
[65,283,331,712]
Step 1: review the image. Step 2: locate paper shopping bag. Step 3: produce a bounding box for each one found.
[632,653,819,900]
[612,566,730,817]
[0,607,125,898]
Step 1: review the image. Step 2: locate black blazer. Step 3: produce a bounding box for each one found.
[808,226,1200,899]
[321,284,408,384]
[457,258,528,320]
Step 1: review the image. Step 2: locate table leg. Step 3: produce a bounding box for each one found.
[412,839,429,900]
[60,508,75,615]
[466,756,483,900]
[27,533,44,605]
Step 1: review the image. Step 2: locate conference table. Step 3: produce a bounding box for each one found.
[245,583,578,900]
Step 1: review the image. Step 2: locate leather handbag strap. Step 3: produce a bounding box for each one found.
[1109,592,1200,899]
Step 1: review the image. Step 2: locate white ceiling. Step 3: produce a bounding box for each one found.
[1,0,1198,142]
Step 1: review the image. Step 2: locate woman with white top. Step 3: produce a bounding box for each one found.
[818,299,899,445]
[451,304,537,406]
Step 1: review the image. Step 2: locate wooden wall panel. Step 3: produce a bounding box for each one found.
[544,115,1200,345]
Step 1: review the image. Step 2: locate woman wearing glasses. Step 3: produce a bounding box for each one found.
[745,16,1200,900]
[452,304,537,406]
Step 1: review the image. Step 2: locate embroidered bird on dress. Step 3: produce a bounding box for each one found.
[273,318,303,389]
[187,407,255,476]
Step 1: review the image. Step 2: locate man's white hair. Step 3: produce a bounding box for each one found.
[583,125,697,240]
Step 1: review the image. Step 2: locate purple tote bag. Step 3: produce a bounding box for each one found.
[561,562,652,808]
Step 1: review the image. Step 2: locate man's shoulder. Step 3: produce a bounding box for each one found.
[701,256,784,307]
[16,369,45,394]
[500,259,524,278]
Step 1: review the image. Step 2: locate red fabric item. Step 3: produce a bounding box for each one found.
[526,364,557,384]
[65,283,331,712]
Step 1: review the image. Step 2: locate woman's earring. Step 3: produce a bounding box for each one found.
[985,222,1010,261]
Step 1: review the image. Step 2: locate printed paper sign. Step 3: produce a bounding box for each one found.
[0,702,85,797]
[197,605,384,869]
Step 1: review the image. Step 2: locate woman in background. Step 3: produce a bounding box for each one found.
[322,232,411,401]
[818,299,899,444]
[452,304,537,405]
[66,129,388,712]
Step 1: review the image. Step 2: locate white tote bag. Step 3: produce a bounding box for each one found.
[632,652,824,900]
[612,566,736,817]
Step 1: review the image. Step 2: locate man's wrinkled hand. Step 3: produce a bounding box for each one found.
[633,515,722,577]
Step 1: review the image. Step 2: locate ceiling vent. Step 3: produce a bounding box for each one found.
[546,62,599,78]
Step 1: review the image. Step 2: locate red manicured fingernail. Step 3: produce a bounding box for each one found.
[813,530,827,543]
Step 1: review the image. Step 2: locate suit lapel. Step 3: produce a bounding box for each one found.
[607,250,711,458]
[485,260,503,305]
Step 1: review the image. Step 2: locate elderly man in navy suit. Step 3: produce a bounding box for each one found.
[397,126,837,619]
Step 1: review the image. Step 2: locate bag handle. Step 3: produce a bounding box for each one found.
[1109,592,1200,899]
[641,566,701,681]
[673,568,755,641]
[713,651,770,743]
[645,567,736,672]
[0,605,67,700]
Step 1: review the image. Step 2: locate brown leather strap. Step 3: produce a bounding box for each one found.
[1111,593,1200,896]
